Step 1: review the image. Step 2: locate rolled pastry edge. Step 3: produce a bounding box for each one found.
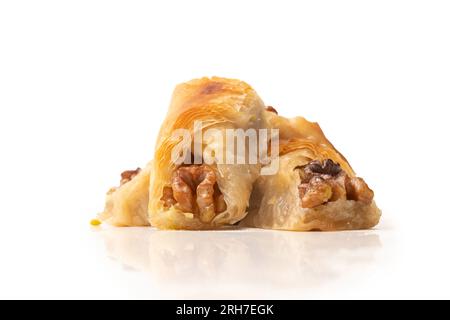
[240,155,381,231]
[98,162,151,226]
[241,199,381,231]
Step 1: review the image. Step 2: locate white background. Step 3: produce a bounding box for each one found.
[1,0,449,299]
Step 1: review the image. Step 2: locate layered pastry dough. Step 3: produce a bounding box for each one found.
[240,110,381,231]
[148,77,269,230]
[97,77,381,231]
[98,162,151,226]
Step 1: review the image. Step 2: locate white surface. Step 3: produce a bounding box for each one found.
[1,1,450,299]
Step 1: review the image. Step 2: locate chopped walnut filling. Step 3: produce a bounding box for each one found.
[298,159,374,208]
[161,165,227,223]
[120,168,141,186]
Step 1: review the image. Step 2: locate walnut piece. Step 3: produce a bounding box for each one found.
[304,159,342,178]
[299,176,333,208]
[161,187,176,208]
[298,159,374,208]
[162,165,227,223]
[120,168,141,186]
[346,177,374,204]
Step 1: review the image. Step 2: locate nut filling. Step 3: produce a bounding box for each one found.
[298,159,374,208]
[120,168,141,186]
[106,167,142,196]
[161,165,227,223]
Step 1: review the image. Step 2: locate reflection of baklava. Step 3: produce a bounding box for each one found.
[241,110,381,231]
[98,162,151,226]
[148,77,269,230]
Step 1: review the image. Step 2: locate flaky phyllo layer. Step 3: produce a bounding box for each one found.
[149,77,269,229]
[241,111,381,231]
[98,77,381,231]
[99,163,151,226]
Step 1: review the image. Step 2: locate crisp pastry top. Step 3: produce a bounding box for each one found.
[156,77,266,144]
[265,109,355,176]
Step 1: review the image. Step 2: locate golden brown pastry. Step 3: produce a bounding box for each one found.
[240,109,381,231]
[98,162,151,226]
[148,77,269,230]
[96,77,381,232]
